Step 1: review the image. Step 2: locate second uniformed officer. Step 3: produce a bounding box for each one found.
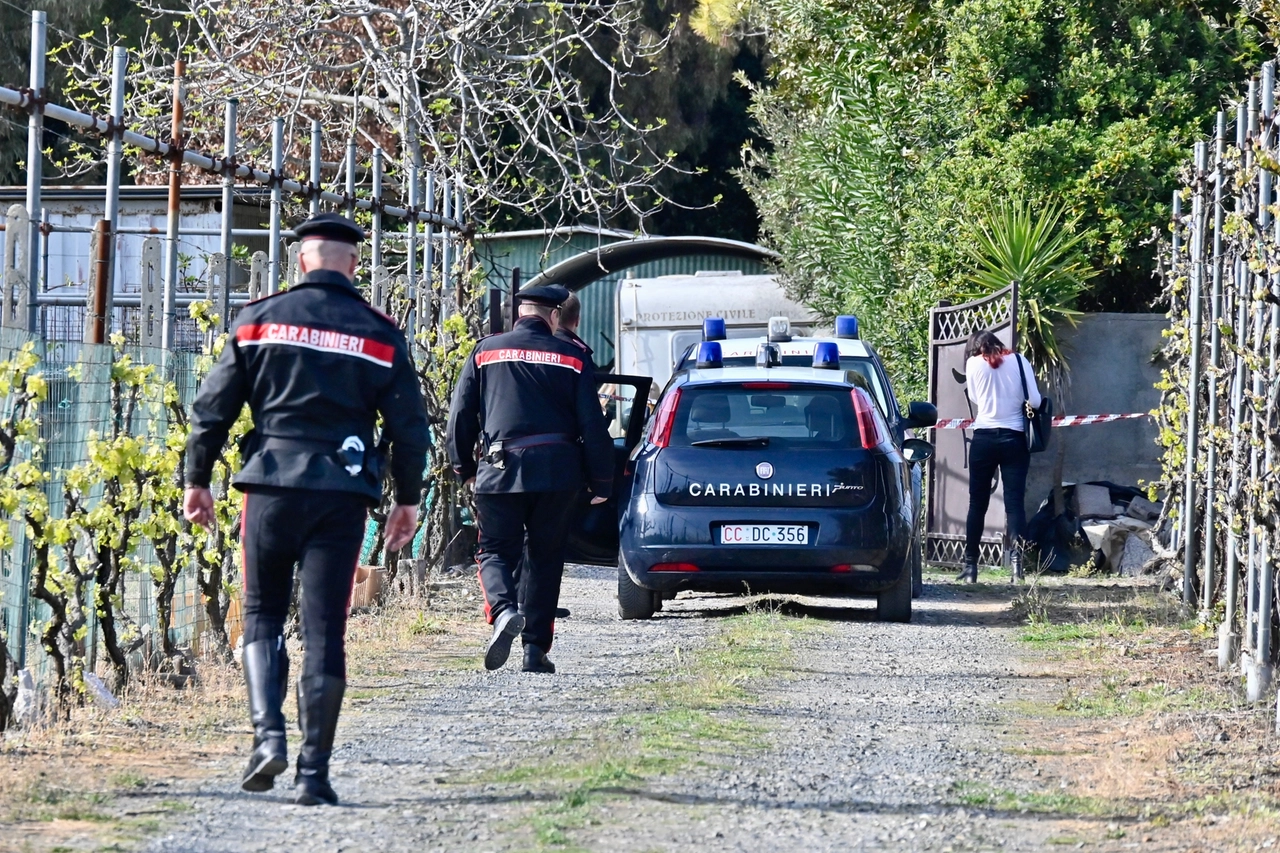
[447,284,613,673]
[183,213,429,806]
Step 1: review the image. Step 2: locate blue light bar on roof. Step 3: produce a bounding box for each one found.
[836,315,860,339]
[703,317,726,341]
[695,341,723,369]
[812,341,840,369]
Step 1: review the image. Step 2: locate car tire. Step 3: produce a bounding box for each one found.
[910,535,923,599]
[876,562,913,623]
[618,564,656,620]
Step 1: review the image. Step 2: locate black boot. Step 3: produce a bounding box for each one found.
[484,608,525,671]
[294,674,345,806]
[955,560,978,584]
[522,644,556,674]
[1010,548,1025,583]
[240,638,289,792]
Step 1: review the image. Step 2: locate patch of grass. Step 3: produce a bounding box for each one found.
[953,781,1126,818]
[1020,621,1104,645]
[1052,678,1229,718]
[109,771,146,790]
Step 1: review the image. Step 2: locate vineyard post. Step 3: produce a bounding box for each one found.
[309,119,322,217]
[371,147,384,270]
[268,117,283,294]
[103,46,127,335]
[1182,140,1208,608]
[1221,96,1250,670]
[1201,113,1227,618]
[219,99,237,333]
[161,59,185,351]
[23,10,44,333]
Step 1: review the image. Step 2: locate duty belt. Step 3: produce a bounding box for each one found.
[257,434,375,477]
[500,432,575,450]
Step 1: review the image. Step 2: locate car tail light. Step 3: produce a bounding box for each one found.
[649,388,682,447]
[741,382,790,389]
[851,388,891,450]
[830,564,852,573]
[651,562,700,572]
[832,564,876,573]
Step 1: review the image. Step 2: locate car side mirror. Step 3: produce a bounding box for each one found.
[901,437,934,464]
[905,401,938,429]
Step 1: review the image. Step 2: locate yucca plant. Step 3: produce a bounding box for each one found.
[962,196,1096,393]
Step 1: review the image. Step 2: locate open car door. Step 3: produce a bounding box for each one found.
[564,374,653,566]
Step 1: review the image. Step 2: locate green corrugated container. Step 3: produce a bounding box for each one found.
[475,228,769,370]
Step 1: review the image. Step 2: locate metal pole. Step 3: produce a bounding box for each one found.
[103,46,126,336]
[454,178,465,304]
[310,120,322,216]
[371,148,383,269]
[161,59,186,351]
[1171,189,1184,554]
[1202,113,1227,618]
[440,177,452,318]
[345,139,356,217]
[407,164,418,333]
[1252,65,1279,700]
[1182,143,1208,607]
[1221,98,1249,670]
[423,170,436,321]
[219,99,238,332]
[268,117,283,294]
[24,10,45,333]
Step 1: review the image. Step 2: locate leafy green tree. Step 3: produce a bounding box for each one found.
[914,0,1262,311]
[742,0,1261,393]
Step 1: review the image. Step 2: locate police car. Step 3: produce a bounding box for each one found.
[601,315,937,622]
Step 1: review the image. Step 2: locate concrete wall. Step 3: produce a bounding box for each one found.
[1023,313,1166,516]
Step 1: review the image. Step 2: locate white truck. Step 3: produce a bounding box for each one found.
[613,271,818,393]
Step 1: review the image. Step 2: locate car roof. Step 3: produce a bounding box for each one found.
[711,335,872,360]
[677,366,866,387]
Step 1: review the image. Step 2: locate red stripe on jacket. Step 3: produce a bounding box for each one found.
[475,348,583,373]
[235,323,395,368]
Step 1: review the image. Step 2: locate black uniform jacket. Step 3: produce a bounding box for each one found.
[447,316,613,497]
[186,269,430,505]
[554,327,596,372]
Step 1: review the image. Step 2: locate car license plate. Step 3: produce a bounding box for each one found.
[719,524,809,545]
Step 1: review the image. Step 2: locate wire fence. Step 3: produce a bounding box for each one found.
[0,9,476,722]
[1161,58,1280,722]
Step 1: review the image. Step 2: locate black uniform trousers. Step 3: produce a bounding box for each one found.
[240,486,368,680]
[475,490,577,651]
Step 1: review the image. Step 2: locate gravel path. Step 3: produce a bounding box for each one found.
[135,568,1133,852]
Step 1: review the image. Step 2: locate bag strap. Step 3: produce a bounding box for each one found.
[1015,353,1030,403]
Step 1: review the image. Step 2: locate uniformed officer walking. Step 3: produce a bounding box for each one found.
[183,213,429,806]
[446,284,613,673]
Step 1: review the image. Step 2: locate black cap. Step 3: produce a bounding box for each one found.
[295,213,365,245]
[516,284,571,307]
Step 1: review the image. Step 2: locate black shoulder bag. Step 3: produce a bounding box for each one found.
[1016,354,1053,453]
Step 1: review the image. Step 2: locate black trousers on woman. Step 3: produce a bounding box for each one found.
[965,428,1031,565]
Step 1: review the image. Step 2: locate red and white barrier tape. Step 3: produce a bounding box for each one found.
[930,413,1149,430]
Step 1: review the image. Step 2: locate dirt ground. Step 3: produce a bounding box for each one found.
[2,567,1278,852]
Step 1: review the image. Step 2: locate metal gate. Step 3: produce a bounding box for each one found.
[925,283,1018,567]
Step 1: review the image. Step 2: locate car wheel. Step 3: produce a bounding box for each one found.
[910,535,923,599]
[618,563,656,620]
[876,563,913,623]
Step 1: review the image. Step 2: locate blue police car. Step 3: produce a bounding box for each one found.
[599,315,937,622]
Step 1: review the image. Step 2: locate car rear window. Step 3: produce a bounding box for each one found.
[667,384,859,449]
[674,350,891,415]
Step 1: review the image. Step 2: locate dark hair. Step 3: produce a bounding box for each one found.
[966,330,1011,368]
[559,292,581,329]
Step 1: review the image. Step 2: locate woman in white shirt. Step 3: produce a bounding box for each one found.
[960,330,1042,582]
